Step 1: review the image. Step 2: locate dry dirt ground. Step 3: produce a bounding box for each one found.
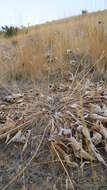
[0,76,107,190]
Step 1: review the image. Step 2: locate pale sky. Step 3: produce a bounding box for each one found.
[0,0,107,27]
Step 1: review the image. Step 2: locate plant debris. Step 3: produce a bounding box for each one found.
[0,79,107,169]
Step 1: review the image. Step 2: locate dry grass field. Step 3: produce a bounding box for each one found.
[0,10,107,82]
[0,10,107,190]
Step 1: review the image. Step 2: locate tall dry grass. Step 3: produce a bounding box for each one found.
[0,10,107,82]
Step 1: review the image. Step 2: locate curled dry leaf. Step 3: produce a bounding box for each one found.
[89,113,107,122]
[90,103,107,116]
[7,130,26,145]
[58,127,71,137]
[82,127,107,166]
[92,131,102,145]
[3,93,24,103]
[67,136,93,160]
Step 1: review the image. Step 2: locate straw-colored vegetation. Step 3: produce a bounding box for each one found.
[0,10,107,190]
[0,10,107,81]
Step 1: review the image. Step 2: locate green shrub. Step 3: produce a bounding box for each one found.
[1,25,18,37]
[82,10,88,15]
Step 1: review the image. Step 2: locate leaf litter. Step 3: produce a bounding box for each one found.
[0,78,107,189]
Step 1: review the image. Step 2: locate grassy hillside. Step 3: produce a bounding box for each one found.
[0,10,107,82]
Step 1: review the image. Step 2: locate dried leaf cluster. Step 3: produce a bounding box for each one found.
[0,80,107,168]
